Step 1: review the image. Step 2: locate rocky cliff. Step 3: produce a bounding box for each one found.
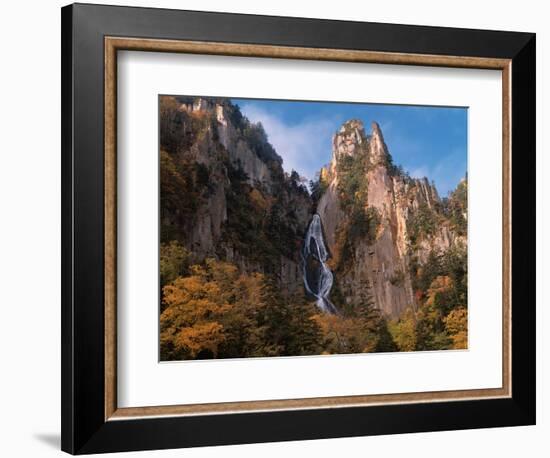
[317,120,466,318]
[160,96,466,320]
[160,95,311,294]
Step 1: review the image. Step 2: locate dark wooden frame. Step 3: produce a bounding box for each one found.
[62,3,536,454]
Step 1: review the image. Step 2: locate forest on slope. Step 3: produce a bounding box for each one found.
[159,96,468,361]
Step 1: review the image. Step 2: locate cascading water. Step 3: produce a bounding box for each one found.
[302,214,338,314]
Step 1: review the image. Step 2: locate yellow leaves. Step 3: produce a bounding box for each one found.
[249,188,269,212]
[432,275,453,290]
[164,276,203,301]
[311,313,331,331]
[160,150,178,174]
[175,322,225,357]
[425,275,453,308]
[388,308,417,352]
[312,312,379,354]
[162,268,233,325]
[418,275,456,325]
[188,264,207,278]
[234,272,267,312]
[312,313,348,336]
[320,166,329,183]
[160,258,270,360]
[159,96,179,120]
[330,223,349,271]
[160,241,189,286]
[311,313,341,345]
[444,307,468,349]
[420,276,468,349]
[203,258,240,289]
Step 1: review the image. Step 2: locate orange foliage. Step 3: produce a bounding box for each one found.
[160,260,238,359]
[312,312,379,354]
[444,307,468,349]
[175,322,225,357]
[249,188,269,212]
[388,307,417,352]
[425,276,453,308]
[160,259,270,360]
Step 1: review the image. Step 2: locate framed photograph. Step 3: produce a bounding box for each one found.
[61,3,536,454]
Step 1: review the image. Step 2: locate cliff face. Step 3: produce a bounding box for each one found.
[160,96,311,294]
[161,96,466,319]
[317,120,465,318]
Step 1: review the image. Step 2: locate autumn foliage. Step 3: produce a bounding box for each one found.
[161,255,321,360]
[160,246,397,360]
[158,96,468,360]
[389,248,469,352]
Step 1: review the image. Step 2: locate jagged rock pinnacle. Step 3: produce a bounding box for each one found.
[371,121,384,141]
[330,119,390,169]
[332,119,366,160]
[340,119,365,132]
[368,121,389,166]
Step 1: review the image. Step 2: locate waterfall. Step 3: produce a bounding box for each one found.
[302,214,338,314]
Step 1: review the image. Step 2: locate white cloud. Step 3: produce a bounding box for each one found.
[239,103,465,196]
[409,166,430,179]
[239,104,335,182]
[406,153,466,197]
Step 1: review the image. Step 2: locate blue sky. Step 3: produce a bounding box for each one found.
[232,98,467,197]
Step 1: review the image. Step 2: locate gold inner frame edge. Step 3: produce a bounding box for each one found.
[104,36,512,421]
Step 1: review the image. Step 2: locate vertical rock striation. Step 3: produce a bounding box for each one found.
[162,96,466,319]
[317,120,465,318]
[161,96,312,294]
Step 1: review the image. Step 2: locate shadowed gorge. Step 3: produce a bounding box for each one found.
[159,96,468,360]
